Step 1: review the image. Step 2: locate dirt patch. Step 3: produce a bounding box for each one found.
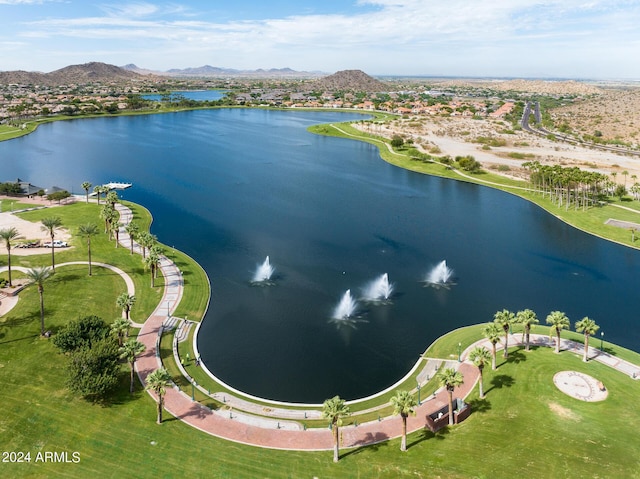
[549,402,580,421]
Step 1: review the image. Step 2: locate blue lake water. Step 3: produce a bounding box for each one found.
[142,90,226,102]
[1,108,639,402]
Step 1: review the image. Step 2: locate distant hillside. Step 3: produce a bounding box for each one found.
[308,70,388,92]
[163,65,323,78]
[0,62,143,85]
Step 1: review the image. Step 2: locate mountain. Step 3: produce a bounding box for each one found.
[0,62,143,85]
[163,65,324,78]
[308,70,388,92]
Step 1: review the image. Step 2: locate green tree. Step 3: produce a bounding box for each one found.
[575,317,599,362]
[144,250,161,287]
[77,223,100,276]
[116,292,136,321]
[53,315,110,352]
[546,311,571,354]
[390,135,404,148]
[390,390,417,452]
[493,309,515,358]
[468,346,491,399]
[81,181,92,203]
[516,309,539,352]
[40,216,63,271]
[25,266,53,336]
[67,339,120,399]
[137,231,157,259]
[110,317,131,347]
[437,368,464,426]
[482,322,502,370]
[322,395,351,462]
[125,221,139,255]
[146,368,172,424]
[100,204,117,238]
[119,339,146,394]
[0,226,23,286]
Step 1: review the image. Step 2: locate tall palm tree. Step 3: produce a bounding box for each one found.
[575,317,599,362]
[111,317,131,346]
[144,250,161,287]
[493,309,515,358]
[116,292,136,320]
[546,311,571,354]
[322,395,350,463]
[137,231,157,259]
[81,181,92,203]
[40,216,63,271]
[100,204,117,237]
[516,309,539,352]
[93,185,103,205]
[437,368,464,426]
[482,322,502,370]
[390,390,417,452]
[125,221,139,255]
[468,346,491,399]
[77,223,99,276]
[145,368,172,424]
[0,226,23,286]
[25,266,53,336]
[119,339,146,393]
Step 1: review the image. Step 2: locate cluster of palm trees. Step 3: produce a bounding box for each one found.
[521,161,636,211]
[475,308,601,399]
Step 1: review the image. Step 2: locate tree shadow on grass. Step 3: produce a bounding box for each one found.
[504,349,527,366]
[466,397,492,414]
[485,375,515,395]
[341,432,390,458]
[407,426,451,449]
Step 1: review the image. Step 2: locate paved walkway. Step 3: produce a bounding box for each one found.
[4,201,640,451]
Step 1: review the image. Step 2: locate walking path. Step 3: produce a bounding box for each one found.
[3,201,640,451]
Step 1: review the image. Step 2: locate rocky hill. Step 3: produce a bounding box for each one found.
[0,62,143,85]
[308,70,388,92]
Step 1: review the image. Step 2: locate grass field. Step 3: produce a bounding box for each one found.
[2,118,640,477]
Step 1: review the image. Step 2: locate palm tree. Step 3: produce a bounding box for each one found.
[145,368,172,424]
[494,309,515,358]
[105,190,119,207]
[25,266,53,336]
[482,322,502,370]
[575,317,599,362]
[119,339,146,393]
[81,181,92,203]
[125,222,139,255]
[144,250,161,287]
[111,317,131,346]
[40,216,63,271]
[0,226,23,286]
[516,309,539,352]
[116,292,136,320]
[322,395,350,463]
[437,367,464,426]
[546,311,571,353]
[77,223,99,276]
[100,204,117,237]
[93,185,103,205]
[390,390,417,452]
[137,231,157,259]
[113,221,123,248]
[468,346,491,399]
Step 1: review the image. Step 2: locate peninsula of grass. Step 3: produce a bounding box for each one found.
[310,121,640,250]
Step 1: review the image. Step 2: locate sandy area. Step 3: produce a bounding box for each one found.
[355,115,640,182]
[0,196,74,256]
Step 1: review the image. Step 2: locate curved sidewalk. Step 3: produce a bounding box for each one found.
[121,201,639,451]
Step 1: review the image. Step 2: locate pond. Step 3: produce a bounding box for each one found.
[1,108,639,402]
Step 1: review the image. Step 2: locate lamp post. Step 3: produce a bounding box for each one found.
[191,380,196,401]
[457,342,462,362]
[600,331,604,350]
[417,382,421,405]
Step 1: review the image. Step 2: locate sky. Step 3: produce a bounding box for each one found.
[1,0,639,79]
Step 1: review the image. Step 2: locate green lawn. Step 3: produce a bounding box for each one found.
[3,198,640,477]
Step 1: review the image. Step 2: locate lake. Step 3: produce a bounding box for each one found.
[1,108,639,402]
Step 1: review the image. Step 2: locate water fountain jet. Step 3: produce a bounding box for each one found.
[332,289,358,319]
[363,273,393,302]
[252,256,275,284]
[425,260,454,287]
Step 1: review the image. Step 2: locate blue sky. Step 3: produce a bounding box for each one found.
[1,0,639,79]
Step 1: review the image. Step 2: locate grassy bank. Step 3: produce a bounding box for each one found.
[310,121,640,250]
